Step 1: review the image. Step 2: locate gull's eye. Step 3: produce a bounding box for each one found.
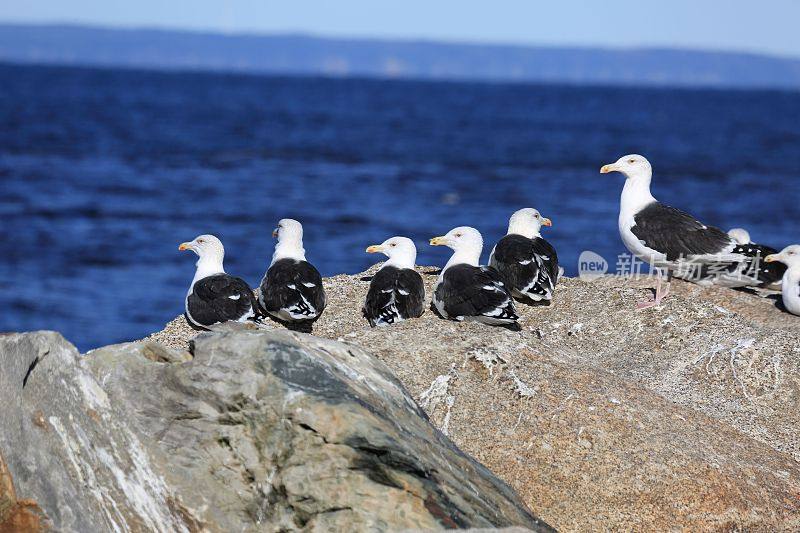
[455,233,462,237]
[390,243,396,247]
[534,213,540,218]
[197,239,204,243]
[628,159,635,164]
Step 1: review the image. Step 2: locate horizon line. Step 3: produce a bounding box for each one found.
[3,20,800,62]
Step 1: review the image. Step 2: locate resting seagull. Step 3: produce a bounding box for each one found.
[179,234,256,330]
[489,208,559,304]
[727,227,786,289]
[362,236,425,327]
[430,226,519,329]
[257,219,326,330]
[601,154,781,308]
[766,246,800,316]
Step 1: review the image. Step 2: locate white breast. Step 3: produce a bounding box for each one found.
[618,213,668,267]
[781,272,800,316]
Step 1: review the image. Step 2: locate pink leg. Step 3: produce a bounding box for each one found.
[636,271,670,310]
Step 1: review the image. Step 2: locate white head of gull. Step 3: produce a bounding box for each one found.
[727,228,752,245]
[507,208,553,239]
[600,154,657,222]
[271,218,307,265]
[366,236,417,269]
[766,246,800,294]
[766,245,800,269]
[430,226,483,275]
[179,234,226,286]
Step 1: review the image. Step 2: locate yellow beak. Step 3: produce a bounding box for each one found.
[178,242,192,251]
[765,254,778,263]
[366,245,383,254]
[600,164,616,174]
[430,236,447,246]
[542,217,553,227]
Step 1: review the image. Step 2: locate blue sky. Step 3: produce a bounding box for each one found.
[2,1,800,58]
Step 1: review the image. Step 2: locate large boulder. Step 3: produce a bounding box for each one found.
[0,330,550,532]
[150,267,800,531]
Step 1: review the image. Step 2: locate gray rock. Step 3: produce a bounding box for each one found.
[0,331,192,532]
[0,330,551,532]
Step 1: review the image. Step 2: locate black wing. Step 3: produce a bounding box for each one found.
[632,202,732,261]
[435,264,518,322]
[259,259,326,321]
[733,243,786,286]
[491,234,559,300]
[362,266,425,326]
[187,274,255,327]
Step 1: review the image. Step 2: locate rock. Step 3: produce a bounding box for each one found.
[148,267,800,530]
[1,451,46,532]
[8,265,800,531]
[0,332,195,532]
[0,330,550,532]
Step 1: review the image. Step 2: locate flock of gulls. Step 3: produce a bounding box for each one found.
[179,154,800,333]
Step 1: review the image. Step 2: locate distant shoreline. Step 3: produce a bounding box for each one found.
[2,23,800,90]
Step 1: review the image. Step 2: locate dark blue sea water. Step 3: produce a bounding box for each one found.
[1,63,799,351]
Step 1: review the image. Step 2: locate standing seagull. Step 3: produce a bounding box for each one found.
[766,246,800,316]
[257,219,326,330]
[490,208,559,304]
[601,154,780,308]
[430,226,519,329]
[179,234,256,330]
[362,236,425,327]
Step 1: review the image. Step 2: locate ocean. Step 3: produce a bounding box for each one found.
[1,62,798,351]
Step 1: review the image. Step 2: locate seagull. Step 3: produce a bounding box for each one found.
[601,154,782,308]
[727,227,786,289]
[766,246,800,316]
[430,226,520,329]
[362,236,425,327]
[257,219,326,330]
[179,234,256,330]
[489,208,559,304]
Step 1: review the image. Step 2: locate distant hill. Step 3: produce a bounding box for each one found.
[2,24,800,89]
